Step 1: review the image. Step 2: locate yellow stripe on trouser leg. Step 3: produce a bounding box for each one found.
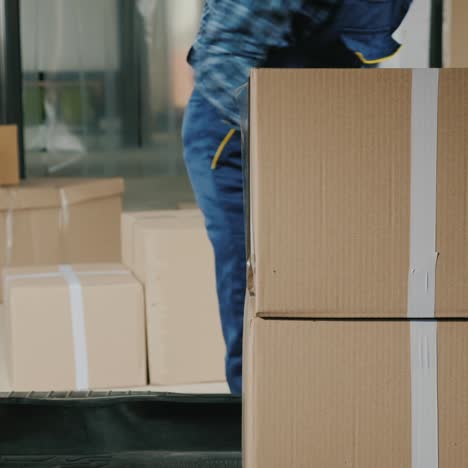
[355,45,402,65]
[211,129,236,170]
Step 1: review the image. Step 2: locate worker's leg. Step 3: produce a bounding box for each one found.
[182,89,244,395]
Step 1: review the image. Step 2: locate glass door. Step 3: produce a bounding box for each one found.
[19,0,203,209]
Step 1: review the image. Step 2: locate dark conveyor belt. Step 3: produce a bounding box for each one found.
[0,391,242,468]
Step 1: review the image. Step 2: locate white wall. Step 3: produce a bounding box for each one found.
[382,0,432,68]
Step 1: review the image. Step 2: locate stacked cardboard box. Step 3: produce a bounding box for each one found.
[0,177,136,391]
[1,196,224,391]
[244,69,468,467]
[0,178,123,301]
[443,0,468,67]
[0,125,20,186]
[122,210,226,386]
[2,264,146,391]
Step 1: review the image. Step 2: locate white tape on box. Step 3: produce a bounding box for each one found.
[408,68,440,468]
[408,68,439,319]
[410,321,439,468]
[59,265,89,391]
[58,188,70,230]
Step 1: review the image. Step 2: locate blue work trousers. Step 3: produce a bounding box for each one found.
[183,44,366,394]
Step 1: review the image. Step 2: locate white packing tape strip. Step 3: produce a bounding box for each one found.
[5,267,131,391]
[408,68,439,319]
[410,321,439,468]
[408,69,440,468]
[59,188,70,229]
[6,270,130,282]
[59,265,89,391]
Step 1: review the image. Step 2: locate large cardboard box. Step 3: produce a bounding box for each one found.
[443,0,468,67]
[0,178,124,301]
[126,212,225,385]
[244,314,468,468]
[2,264,146,391]
[0,126,20,186]
[249,68,468,318]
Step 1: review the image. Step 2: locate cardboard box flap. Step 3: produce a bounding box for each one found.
[4,263,135,292]
[25,178,125,205]
[0,185,59,211]
[53,178,124,205]
[0,178,124,212]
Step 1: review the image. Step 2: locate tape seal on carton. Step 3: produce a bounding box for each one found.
[5,269,130,282]
[59,265,89,391]
[59,188,70,229]
[5,267,131,390]
[410,321,439,468]
[408,68,439,319]
[408,69,440,468]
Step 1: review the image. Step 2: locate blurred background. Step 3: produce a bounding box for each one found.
[19,0,203,210]
[0,0,444,210]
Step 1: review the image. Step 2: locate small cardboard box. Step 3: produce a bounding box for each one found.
[126,212,225,385]
[0,178,124,301]
[2,264,146,391]
[0,125,19,186]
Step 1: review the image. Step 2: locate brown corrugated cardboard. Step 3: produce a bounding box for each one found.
[0,178,123,301]
[436,70,468,316]
[443,0,468,67]
[2,264,146,391]
[249,68,468,318]
[121,209,201,275]
[244,316,468,468]
[62,195,122,264]
[135,215,225,385]
[0,125,20,186]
